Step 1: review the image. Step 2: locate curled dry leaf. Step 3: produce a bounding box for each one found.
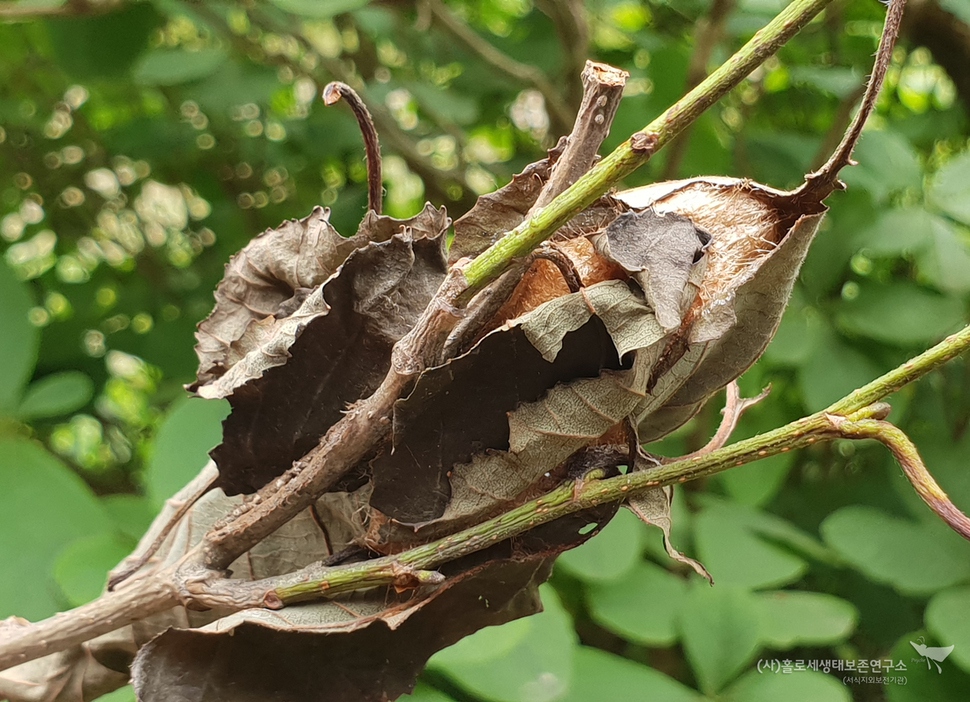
[366,156,832,568]
[366,276,688,548]
[615,178,826,441]
[626,456,712,582]
[191,206,360,391]
[192,205,450,495]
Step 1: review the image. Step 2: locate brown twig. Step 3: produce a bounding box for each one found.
[796,0,908,200]
[323,81,383,214]
[0,573,178,673]
[107,469,217,590]
[530,61,628,211]
[677,381,770,460]
[662,0,737,179]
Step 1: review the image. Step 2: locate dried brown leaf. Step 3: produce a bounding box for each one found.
[131,558,549,702]
[201,208,449,494]
[449,142,562,263]
[624,455,712,583]
[615,178,826,439]
[595,208,710,332]
[366,278,696,547]
[191,207,361,391]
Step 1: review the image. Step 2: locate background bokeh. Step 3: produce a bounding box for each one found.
[2,1,970,700]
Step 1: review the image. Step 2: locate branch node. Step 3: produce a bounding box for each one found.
[630,131,658,154]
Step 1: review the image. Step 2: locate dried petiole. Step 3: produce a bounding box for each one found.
[323,81,383,214]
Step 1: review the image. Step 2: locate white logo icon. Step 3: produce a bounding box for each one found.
[910,636,955,673]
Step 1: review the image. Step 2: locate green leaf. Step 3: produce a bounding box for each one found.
[132,48,228,87]
[917,217,970,295]
[887,630,970,702]
[407,82,481,126]
[903,395,970,521]
[17,371,94,420]
[560,647,703,702]
[841,130,922,203]
[797,328,882,412]
[97,686,137,702]
[53,532,132,607]
[925,586,970,674]
[269,0,371,18]
[820,506,970,596]
[556,508,643,583]
[587,560,687,646]
[44,3,161,79]
[185,60,282,113]
[430,613,531,667]
[0,437,111,619]
[755,591,857,648]
[400,684,459,702]
[717,455,794,508]
[788,66,863,98]
[836,282,965,348]
[102,494,155,543]
[927,150,970,225]
[429,586,576,702]
[692,501,807,590]
[722,669,850,702]
[857,207,933,257]
[0,261,38,414]
[697,495,838,565]
[145,396,230,508]
[858,207,970,294]
[678,583,762,695]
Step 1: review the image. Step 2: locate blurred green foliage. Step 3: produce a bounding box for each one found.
[1,1,969,700]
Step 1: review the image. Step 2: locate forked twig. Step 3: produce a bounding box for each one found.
[677,381,770,460]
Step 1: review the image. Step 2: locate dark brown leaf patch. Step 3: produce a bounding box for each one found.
[191,207,360,390]
[209,218,449,495]
[369,315,625,525]
[132,558,550,702]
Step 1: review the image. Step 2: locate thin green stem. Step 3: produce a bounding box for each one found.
[459,0,835,296]
[828,324,970,415]
[272,322,970,604]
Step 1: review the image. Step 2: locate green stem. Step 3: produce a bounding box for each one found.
[828,324,970,415]
[273,322,970,604]
[459,0,835,296]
